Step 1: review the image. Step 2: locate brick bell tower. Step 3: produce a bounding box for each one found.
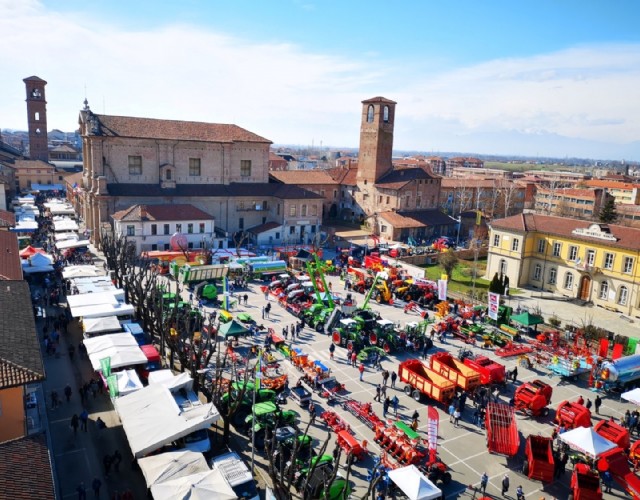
[356,96,396,185]
[23,76,49,162]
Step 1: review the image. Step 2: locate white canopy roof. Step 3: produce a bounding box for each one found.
[62,265,102,279]
[112,369,144,397]
[53,219,79,232]
[622,388,640,406]
[558,426,618,458]
[150,469,236,500]
[70,302,135,319]
[83,332,147,370]
[83,316,122,335]
[56,239,90,250]
[31,183,64,191]
[114,383,220,458]
[387,465,442,500]
[138,451,209,489]
[55,232,79,242]
[67,291,120,308]
[148,370,194,392]
[12,220,38,232]
[73,280,120,295]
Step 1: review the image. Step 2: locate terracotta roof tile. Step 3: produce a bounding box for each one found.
[12,159,54,170]
[0,232,22,280]
[536,187,600,198]
[585,179,640,190]
[95,114,272,144]
[0,433,55,499]
[0,209,16,227]
[441,179,516,189]
[378,210,457,228]
[375,167,436,190]
[270,170,339,185]
[362,96,397,104]
[112,204,213,222]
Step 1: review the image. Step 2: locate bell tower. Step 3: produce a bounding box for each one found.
[356,96,396,184]
[23,76,49,162]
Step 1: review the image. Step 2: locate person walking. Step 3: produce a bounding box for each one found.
[480,472,489,495]
[380,384,387,399]
[91,477,102,499]
[374,384,382,402]
[79,409,89,432]
[265,303,271,318]
[51,390,59,410]
[261,306,265,319]
[351,351,357,367]
[585,398,592,410]
[383,397,390,417]
[243,293,248,305]
[392,395,399,417]
[501,474,510,497]
[103,454,113,478]
[359,363,365,381]
[595,395,602,414]
[602,470,613,493]
[70,414,79,435]
[390,370,397,388]
[329,342,335,360]
[453,408,461,428]
[382,369,389,386]
[309,402,317,425]
[516,485,525,500]
[64,384,72,403]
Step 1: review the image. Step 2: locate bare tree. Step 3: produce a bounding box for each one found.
[499,182,520,218]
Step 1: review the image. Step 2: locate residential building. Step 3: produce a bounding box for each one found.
[533,187,608,219]
[269,169,340,218]
[8,159,61,191]
[439,178,527,219]
[584,179,640,205]
[450,167,513,180]
[111,204,222,254]
[49,143,82,161]
[616,204,640,228]
[445,157,484,176]
[522,170,590,184]
[377,209,457,242]
[487,213,640,317]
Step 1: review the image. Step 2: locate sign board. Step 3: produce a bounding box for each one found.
[488,292,500,321]
[437,279,447,301]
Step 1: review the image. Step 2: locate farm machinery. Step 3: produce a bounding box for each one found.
[428,351,481,392]
[398,359,456,404]
[331,318,366,351]
[555,400,592,429]
[514,379,553,417]
[522,435,555,483]
[485,402,519,457]
[458,348,507,386]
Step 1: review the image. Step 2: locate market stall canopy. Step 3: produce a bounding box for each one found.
[11,220,38,232]
[558,426,618,458]
[19,245,46,258]
[55,232,79,242]
[148,370,194,392]
[114,383,220,458]
[83,332,147,371]
[53,218,79,232]
[138,451,209,489]
[26,252,54,266]
[67,291,121,309]
[218,320,250,338]
[70,302,135,319]
[112,369,144,397]
[56,238,90,250]
[82,316,122,335]
[150,469,236,500]
[511,311,544,327]
[387,465,442,500]
[622,387,640,406]
[62,265,102,279]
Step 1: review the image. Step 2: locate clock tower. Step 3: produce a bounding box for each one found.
[23,76,49,162]
[356,96,396,185]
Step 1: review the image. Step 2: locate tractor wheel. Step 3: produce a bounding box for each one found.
[404,385,412,396]
[332,331,341,345]
[405,295,412,302]
[315,323,324,333]
[383,342,391,353]
[369,332,378,345]
[412,390,422,402]
[522,460,529,476]
[542,407,550,417]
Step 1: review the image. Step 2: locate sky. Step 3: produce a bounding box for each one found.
[2,0,640,160]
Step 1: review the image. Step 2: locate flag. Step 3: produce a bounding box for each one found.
[100,356,111,377]
[255,349,262,389]
[107,375,119,398]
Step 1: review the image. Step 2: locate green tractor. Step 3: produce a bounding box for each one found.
[331,318,366,351]
[220,381,277,428]
[245,402,298,448]
[302,304,333,332]
[294,455,353,500]
[272,433,315,471]
[367,319,402,353]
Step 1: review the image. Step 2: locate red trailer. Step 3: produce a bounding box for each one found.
[598,447,640,499]
[514,380,553,417]
[462,355,506,385]
[569,465,603,500]
[485,403,519,457]
[523,435,554,483]
[398,359,456,404]
[429,352,481,392]
[555,401,591,429]
[594,419,630,451]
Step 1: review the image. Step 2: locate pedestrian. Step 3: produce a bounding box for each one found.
[351,351,357,367]
[346,347,352,363]
[411,409,419,431]
[480,472,488,495]
[112,450,122,472]
[91,477,102,499]
[68,343,75,361]
[390,370,397,388]
[80,409,89,432]
[595,395,602,414]
[261,306,265,319]
[309,401,317,425]
[602,470,613,493]
[359,363,365,381]
[383,397,390,417]
[70,414,79,435]
[381,384,387,399]
[449,403,456,423]
[96,417,107,430]
[265,303,271,318]
[103,454,113,477]
[501,474,510,496]
[51,389,59,410]
[243,293,248,305]
[329,343,335,360]
[585,398,592,410]
[264,289,269,300]
[453,408,461,427]
[516,485,525,500]
[512,366,518,383]
[64,384,72,402]
[422,342,429,360]
[374,384,381,402]
[77,482,87,500]
[283,326,288,340]
[392,395,399,417]
[382,369,389,386]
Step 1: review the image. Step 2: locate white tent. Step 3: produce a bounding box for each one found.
[69,302,134,319]
[622,388,640,406]
[67,291,120,309]
[138,451,209,489]
[148,370,194,392]
[62,265,102,279]
[55,232,79,242]
[82,316,122,335]
[56,239,91,250]
[83,332,147,371]
[53,218,79,232]
[111,369,144,397]
[387,465,442,500]
[150,469,236,500]
[558,426,618,458]
[114,384,220,458]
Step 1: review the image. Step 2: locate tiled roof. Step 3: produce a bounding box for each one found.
[585,179,640,190]
[491,213,640,251]
[378,210,457,229]
[441,179,518,189]
[0,433,55,499]
[270,170,339,185]
[23,75,47,82]
[536,187,600,198]
[246,221,281,234]
[64,171,83,187]
[375,167,436,190]
[327,165,358,186]
[0,209,16,227]
[12,159,54,170]
[362,96,397,104]
[0,281,45,389]
[112,204,214,222]
[0,232,22,280]
[94,114,272,144]
[107,182,323,200]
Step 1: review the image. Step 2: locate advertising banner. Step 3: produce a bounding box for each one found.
[488,292,500,321]
[437,279,447,301]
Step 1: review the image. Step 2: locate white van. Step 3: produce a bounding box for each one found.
[210,451,259,500]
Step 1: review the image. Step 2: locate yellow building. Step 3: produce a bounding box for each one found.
[487,213,640,317]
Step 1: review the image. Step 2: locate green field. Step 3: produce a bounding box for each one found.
[484,161,581,172]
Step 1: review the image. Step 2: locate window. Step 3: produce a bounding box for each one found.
[289,205,296,217]
[187,224,194,234]
[587,249,595,266]
[237,201,245,210]
[624,257,634,274]
[239,218,244,230]
[277,204,280,215]
[240,160,252,177]
[126,225,135,236]
[128,155,142,175]
[199,223,205,234]
[569,246,578,261]
[367,105,374,123]
[151,224,157,235]
[599,281,609,300]
[548,268,557,285]
[511,239,519,252]
[383,105,389,123]
[275,232,280,240]
[564,272,574,290]
[35,112,40,121]
[301,205,307,217]
[289,226,295,235]
[311,205,318,217]
[176,223,182,233]
[499,259,507,275]
[363,194,369,201]
[618,286,629,306]
[537,239,546,254]
[603,253,614,270]
[189,158,201,176]
[164,224,170,235]
[379,196,383,204]
[188,242,194,249]
[381,225,388,234]
[386,196,390,204]
[552,242,561,257]
[416,196,422,208]
[333,190,337,199]
[493,234,500,247]
[533,264,542,281]
[165,169,172,180]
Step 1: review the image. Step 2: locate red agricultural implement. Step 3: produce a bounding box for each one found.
[597,447,640,499]
[404,301,429,318]
[555,401,592,429]
[342,400,385,430]
[514,379,553,417]
[336,430,367,463]
[462,354,506,386]
[429,352,481,392]
[569,464,603,500]
[398,359,456,404]
[594,419,630,451]
[320,410,351,433]
[485,403,519,457]
[495,342,533,358]
[374,421,426,467]
[523,435,554,483]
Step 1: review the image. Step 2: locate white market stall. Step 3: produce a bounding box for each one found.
[114,383,220,458]
[67,291,122,309]
[111,369,144,397]
[82,316,122,336]
[53,218,79,232]
[622,388,640,406]
[62,265,102,280]
[558,426,618,459]
[22,252,55,274]
[70,302,135,319]
[55,232,79,242]
[148,370,194,392]
[137,450,209,489]
[56,239,91,250]
[150,469,236,500]
[387,465,443,500]
[83,332,147,371]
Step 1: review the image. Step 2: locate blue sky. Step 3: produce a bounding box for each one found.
[3,0,640,159]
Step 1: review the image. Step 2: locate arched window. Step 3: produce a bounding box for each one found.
[367,105,374,123]
[599,281,609,300]
[35,112,40,121]
[499,259,507,275]
[383,105,390,123]
[301,204,307,217]
[564,272,574,290]
[165,169,172,180]
[618,286,629,305]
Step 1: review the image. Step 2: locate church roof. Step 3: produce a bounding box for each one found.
[375,166,437,190]
[362,96,397,104]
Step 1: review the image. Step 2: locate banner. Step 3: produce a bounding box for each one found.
[488,292,500,321]
[100,356,111,377]
[107,375,119,398]
[426,406,439,464]
[476,210,482,226]
[437,279,447,301]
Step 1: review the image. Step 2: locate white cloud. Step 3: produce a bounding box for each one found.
[1,1,639,159]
